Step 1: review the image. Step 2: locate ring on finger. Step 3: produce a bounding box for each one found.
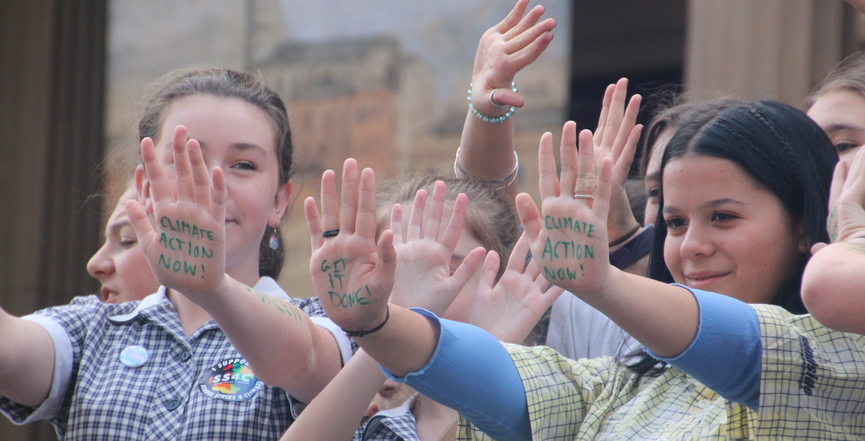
[489,89,508,109]
[574,171,596,196]
[322,229,340,238]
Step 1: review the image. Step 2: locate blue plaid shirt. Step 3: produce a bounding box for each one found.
[0,277,351,440]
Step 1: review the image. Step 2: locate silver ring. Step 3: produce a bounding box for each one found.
[489,89,507,109]
[573,194,594,199]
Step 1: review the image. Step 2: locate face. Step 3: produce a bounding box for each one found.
[807,89,865,163]
[642,129,672,226]
[87,189,160,303]
[140,95,290,283]
[661,155,805,304]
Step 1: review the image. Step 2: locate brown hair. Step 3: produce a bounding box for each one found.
[139,67,293,279]
[375,173,521,278]
[806,53,865,108]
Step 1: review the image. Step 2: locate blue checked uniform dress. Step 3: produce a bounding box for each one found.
[0,277,353,440]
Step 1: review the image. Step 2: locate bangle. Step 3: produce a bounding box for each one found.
[609,224,641,247]
[467,82,517,124]
[341,305,389,338]
[454,148,519,191]
[609,225,654,270]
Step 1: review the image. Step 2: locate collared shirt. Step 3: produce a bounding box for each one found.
[352,395,421,441]
[0,277,352,440]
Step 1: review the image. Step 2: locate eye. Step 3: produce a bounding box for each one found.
[646,187,660,200]
[711,212,738,222]
[835,142,859,153]
[232,161,258,171]
[119,237,138,249]
[664,216,686,230]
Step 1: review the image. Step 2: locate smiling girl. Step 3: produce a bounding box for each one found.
[0,67,351,439]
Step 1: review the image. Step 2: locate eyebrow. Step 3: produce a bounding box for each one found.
[644,171,660,183]
[197,141,269,156]
[663,198,745,214]
[823,123,865,134]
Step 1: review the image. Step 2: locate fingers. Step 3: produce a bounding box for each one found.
[172,126,194,203]
[320,170,339,233]
[611,94,642,161]
[576,129,596,194]
[594,84,615,145]
[423,181,446,241]
[125,199,154,250]
[210,167,225,226]
[339,159,359,234]
[612,125,643,182]
[440,193,468,252]
[846,146,865,206]
[406,190,428,240]
[537,132,560,199]
[559,122,579,197]
[494,0,529,34]
[516,193,542,244]
[304,197,324,250]
[591,157,615,237]
[376,229,397,282]
[602,79,628,149]
[449,247,486,294]
[356,168,378,240]
[390,204,404,244]
[140,137,173,208]
[506,233,530,272]
[829,160,848,212]
[189,139,211,207]
[505,16,555,56]
[477,250,501,293]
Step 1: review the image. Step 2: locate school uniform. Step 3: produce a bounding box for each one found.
[0,277,352,440]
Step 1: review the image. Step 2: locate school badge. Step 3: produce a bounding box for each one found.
[198,358,262,401]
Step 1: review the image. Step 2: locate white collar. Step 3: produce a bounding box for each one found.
[108,277,288,324]
[371,393,418,419]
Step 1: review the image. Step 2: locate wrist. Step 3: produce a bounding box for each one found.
[342,305,390,338]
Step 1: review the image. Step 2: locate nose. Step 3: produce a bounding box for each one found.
[87,243,115,280]
[678,223,715,259]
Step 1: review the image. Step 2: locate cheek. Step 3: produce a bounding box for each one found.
[116,249,158,295]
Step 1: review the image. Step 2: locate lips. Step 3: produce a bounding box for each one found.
[684,271,731,289]
[100,287,119,304]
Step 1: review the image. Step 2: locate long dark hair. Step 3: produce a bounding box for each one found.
[629,101,837,378]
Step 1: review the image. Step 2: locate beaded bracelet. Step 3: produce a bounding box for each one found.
[454,148,519,191]
[467,82,518,124]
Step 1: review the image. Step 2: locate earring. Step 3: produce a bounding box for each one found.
[268,227,279,250]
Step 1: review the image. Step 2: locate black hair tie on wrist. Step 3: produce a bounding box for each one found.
[342,305,389,338]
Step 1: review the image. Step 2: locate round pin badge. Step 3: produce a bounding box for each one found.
[119,345,149,368]
[198,358,262,402]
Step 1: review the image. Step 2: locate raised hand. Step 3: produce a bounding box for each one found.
[826,146,865,245]
[516,121,615,295]
[126,125,228,300]
[470,233,564,344]
[388,181,485,316]
[592,79,644,246]
[305,159,396,334]
[470,0,556,116]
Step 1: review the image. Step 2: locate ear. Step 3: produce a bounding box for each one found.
[268,179,293,227]
[796,222,809,254]
[134,164,153,215]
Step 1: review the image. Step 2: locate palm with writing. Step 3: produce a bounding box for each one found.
[127,125,228,300]
[592,79,644,244]
[516,121,615,295]
[305,159,396,333]
[471,233,564,344]
[470,0,555,115]
[389,181,485,316]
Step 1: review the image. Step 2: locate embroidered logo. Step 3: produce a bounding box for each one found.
[198,358,262,401]
[797,335,818,396]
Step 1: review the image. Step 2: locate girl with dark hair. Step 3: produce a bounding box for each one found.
[303,100,850,439]
[0,67,352,439]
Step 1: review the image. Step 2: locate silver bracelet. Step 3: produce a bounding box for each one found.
[454,148,519,190]
[467,82,518,124]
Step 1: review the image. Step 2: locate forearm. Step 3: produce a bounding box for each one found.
[457,112,519,201]
[577,270,699,358]
[0,309,55,407]
[377,309,531,441]
[802,238,865,334]
[281,350,385,441]
[197,277,342,403]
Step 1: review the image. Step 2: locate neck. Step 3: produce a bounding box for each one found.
[169,290,213,338]
[412,395,458,441]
